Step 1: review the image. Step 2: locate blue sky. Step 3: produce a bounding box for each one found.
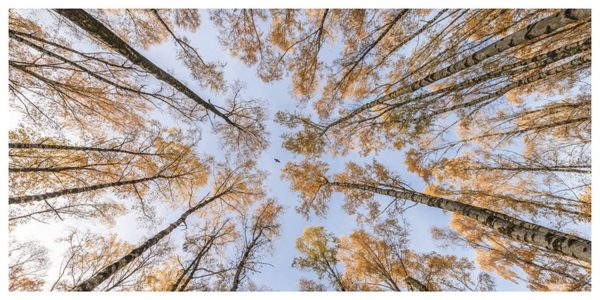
[9,9,539,291]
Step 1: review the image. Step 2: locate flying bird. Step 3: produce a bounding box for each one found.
[274,158,281,163]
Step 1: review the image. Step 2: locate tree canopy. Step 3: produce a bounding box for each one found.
[8,8,591,292]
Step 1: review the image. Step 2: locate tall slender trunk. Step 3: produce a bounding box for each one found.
[72,193,224,291]
[169,228,222,291]
[452,189,589,219]
[468,235,584,282]
[330,269,347,291]
[229,230,263,291]
[468,165,591,174]
[170,247,206,291]
[428,55,590,117]
[329,181,591,263]
[323,257,347,291]
[53,9,243,132]
[9,174,167,205]
[386,37,590,112]
[9,142,158,156]
[323,9,590,131]
[336,10,408,84]
[9,163,117,173]
[436,114,591,147]
[381,9,448,66]
[9,203,108,222]
[9,31,160,100]
[176,255,203,292]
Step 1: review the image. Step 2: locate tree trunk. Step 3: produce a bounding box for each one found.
[9,175,166,205]
[176,255,202,292]
[229,246,250,291]
[440,115,590,147]
[229,231,262,291]
[72,193,224,291]
[324,9,590,131]
[329,181,591,263]
[468,166,590,174]
[9,142,157,156]
[428,55,590,117]
[337,10,408,84]
[9,31,162,101]
[9,164,116,173]
[170,231,220,291]
[53,9,243,131]
[452,189,589,220]
[387,37,590,112]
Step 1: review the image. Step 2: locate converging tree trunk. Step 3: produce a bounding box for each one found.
[229,230,262,291]
[8,174,172,205]
[169,222,227,291]
[384,37,590,114]
[71,192,225,291]
[229,238,257,291]
[427,55,590,117]
[329,181,591,263]
[323,9,591,131]
[53,9,243,132]
[9,142,159,156]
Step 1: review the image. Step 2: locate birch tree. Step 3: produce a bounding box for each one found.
[50,229,171,291]
[228,200,282,291]
[282,160,591,263]
[9,125,211,228]
[69,161,266,291]
[274,9,590,156]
